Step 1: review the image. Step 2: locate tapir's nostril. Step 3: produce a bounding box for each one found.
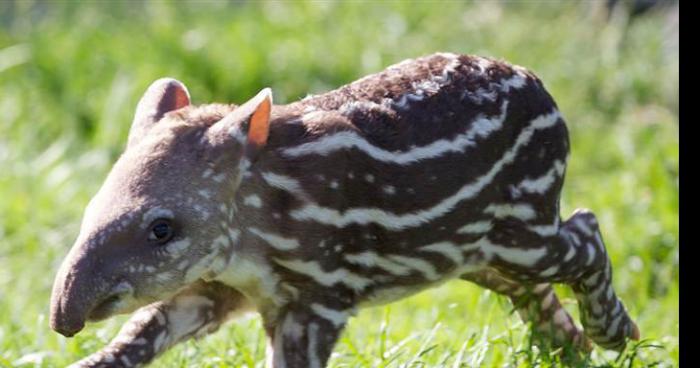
[49,309,85,337]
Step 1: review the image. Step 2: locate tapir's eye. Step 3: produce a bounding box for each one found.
[148,219,174,244]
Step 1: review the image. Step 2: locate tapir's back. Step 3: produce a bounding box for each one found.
[290,52,563,150]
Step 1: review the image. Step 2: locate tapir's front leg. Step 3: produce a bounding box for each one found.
[265,303,349,368]
[69,281,252,368]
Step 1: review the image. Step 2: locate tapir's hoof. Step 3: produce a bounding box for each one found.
[578,334,594,353]
[630,322,641,341]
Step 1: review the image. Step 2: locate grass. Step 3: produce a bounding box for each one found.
[0,1,678,367]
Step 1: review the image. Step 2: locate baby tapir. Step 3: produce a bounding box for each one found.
[50,52,639,367]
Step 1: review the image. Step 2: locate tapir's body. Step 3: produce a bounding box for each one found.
[229,53,566,308]
[50,53,638,367]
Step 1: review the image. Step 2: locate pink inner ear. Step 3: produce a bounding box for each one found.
[154,80,191,120]
[247,95,271,148]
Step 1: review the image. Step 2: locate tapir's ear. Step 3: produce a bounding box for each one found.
[128,78,191,148]
[208,88,272,160]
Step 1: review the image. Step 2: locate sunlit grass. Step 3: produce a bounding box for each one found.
[0,1,677,367]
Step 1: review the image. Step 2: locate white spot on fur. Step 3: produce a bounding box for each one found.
[364,174,375,183]
[585,243,596,266]
[540,265,559,277]
[572,216,594,237]
[153,330,168,354]
[229,124,247,144]
[273,258,372,291]
[211,235,231,250]
[457,221,493,234]
[564,247,576,262]
[339,100,394,116]
[463,237,546,267]
[166,238,190,255]
[420,242,464,264]
[541,290,555,310]
[515,160,566,194]
[281,312,304,340]
[345,251,412,276]
[569,232,582,247]
[204,256,228,280]
[529,224,558,237]
[168,295,213,341]
[534,284,550,293]
[192,204,210,220]
[476,57,493,72]
[184,251,221,283]
[216,256,284,307]
[237,159,252,178]
[262,172,304,194]
[310,303,348,327]
[218,204,228,215]
[484,203,536,221]
[177,259,191,271]
[387,255,440,280]
[155,310,166,326]
[243,195,263,208]
[307,323,321,368]
[382,185,396,195]
[155,271,175,283]
[249,227,300,250]
[228,229,240,243]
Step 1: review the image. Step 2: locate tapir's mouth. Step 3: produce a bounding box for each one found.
[86,282,134,322]
[87,293,123,321]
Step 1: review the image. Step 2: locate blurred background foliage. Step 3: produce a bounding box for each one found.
[0,1,677,367]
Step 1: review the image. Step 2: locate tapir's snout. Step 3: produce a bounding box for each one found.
[50,302,85,337]
[49,244,95,337]
[50,262,89,337]
[49,241,120,338]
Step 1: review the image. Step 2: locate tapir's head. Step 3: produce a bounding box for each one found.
[50,79,272,337]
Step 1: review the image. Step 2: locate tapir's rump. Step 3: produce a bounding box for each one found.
[50,53,638,368]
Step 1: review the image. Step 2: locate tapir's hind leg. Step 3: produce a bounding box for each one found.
[489,209,639,351]
[68,281,252,368]
[461,270,591,351]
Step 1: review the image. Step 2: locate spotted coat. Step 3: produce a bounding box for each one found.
[50,53,639,368]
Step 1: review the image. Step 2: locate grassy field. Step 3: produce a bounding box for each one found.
[0,1,678,367]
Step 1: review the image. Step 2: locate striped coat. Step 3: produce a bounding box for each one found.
[50,53,638,368]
